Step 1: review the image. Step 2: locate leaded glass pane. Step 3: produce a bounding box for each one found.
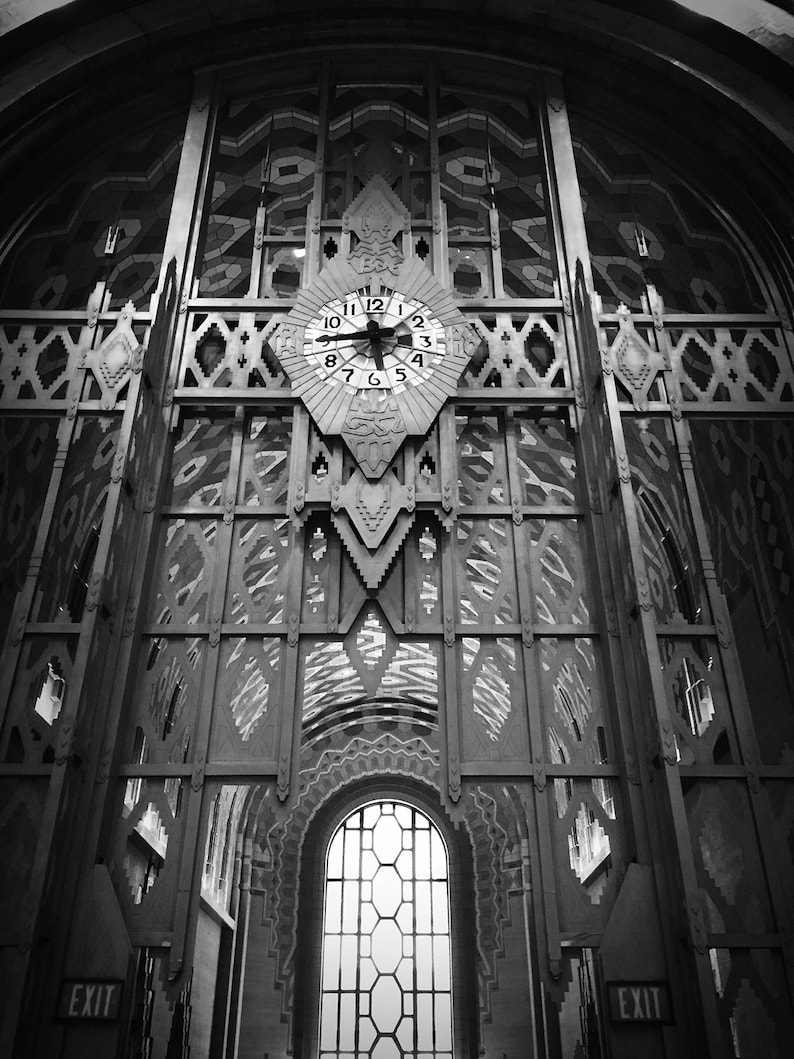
[240,413,292,506]
[32,416,119,622]
[438,88,553,297]
[570,115,768,314]
[710,949,794,1059]
[456,518,516,625]
[527,518,591,625]
[0,416,59,642]
[624,417,708,625]
[167,416,232,507]
[325,87,430,221]
[690,420,794,764]
[456,412,508,505]
[225,518,290,624]
[685,782,775,935]
[200,90,319,296]
[513,412,578,507]
[0,117,183,311]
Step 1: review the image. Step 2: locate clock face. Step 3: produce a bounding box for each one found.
[302,286,446,395]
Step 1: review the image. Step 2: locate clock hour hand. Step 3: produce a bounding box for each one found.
[364,319,389,372]
[368,344,386,372]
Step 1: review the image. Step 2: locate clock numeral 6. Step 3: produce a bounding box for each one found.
[368,372,383,386]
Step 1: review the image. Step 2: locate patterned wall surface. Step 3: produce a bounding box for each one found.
[0,118,184,312]
[571,115,770,314]
[0,52,792,1059]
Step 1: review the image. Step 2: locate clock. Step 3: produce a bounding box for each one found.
[274,256,480,479]
[302,287,446,395]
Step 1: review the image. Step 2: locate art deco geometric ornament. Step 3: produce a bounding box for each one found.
[274,179,480,480]
[274,176,480,587]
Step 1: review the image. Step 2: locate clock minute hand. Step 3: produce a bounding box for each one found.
[316,330,371,344]
[315,323,397,345]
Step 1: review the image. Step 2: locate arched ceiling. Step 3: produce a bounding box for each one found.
[1,0,793,55]
[0,0,792,196]
[0,0,792,337]
[1,1,792,129]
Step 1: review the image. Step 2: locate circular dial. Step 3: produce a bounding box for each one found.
[303,287,446,394]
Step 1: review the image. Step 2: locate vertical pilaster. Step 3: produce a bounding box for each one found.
[428,67,448,288]
[540,71,721,1055]
[652,288,794,1006]
[438,405,461,804]
[305,61,332,287]
[160,72,220,415]
[505,409,563,986]
[48,73,222,1053]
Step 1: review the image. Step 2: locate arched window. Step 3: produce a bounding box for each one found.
[319,801,453,1059]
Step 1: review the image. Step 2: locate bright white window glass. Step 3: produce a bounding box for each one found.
[319,802,453,1059]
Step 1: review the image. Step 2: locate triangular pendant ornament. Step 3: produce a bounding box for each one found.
[332,468,414,550]
[332,508,416,590]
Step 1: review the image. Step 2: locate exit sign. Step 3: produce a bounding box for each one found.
[56,979,123,1021]
[607,981,672,1023]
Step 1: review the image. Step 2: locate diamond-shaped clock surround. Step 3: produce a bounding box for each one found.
[274,255,480,479]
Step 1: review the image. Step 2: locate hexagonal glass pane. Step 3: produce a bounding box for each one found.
[372,919,402,974]
[371,976,402,1033]
[372,1039,400,1059]
[372,814,403,864]
[372,865,402,918]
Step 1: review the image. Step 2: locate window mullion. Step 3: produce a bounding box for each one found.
[354,809,365,1058]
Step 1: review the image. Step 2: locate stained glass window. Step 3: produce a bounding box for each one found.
[319,802,453,1059]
